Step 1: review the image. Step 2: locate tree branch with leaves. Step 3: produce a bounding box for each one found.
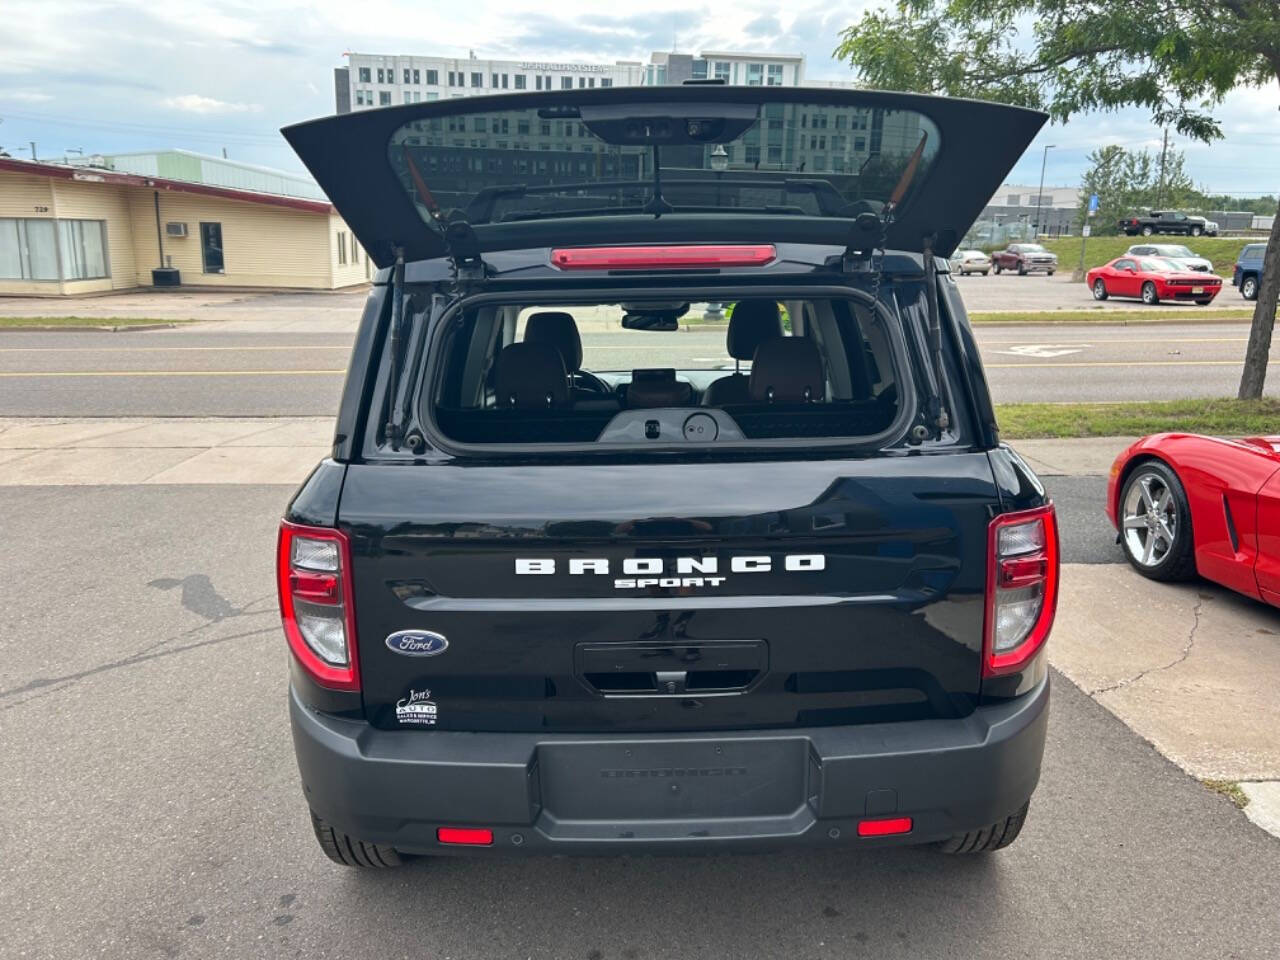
[836,0,1280,396]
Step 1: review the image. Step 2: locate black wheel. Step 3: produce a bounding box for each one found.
[1141,225,1155,236]
[1191,226,1203,237]
[1118,460,1197,581]
[1017,263,1027,276]
[939,801,1030,854]
[310,811,407,868]
[993,264,1002,275]
[1242,275,1259,301]
[1047,269,1055,276]
[1141,281,1159,305]
[1195,298,1213,306]
[1091,278,1109,300]
[982,270,990,276]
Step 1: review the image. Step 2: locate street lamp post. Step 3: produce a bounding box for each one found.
[1033,144,1055,239]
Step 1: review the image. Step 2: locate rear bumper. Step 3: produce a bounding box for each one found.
[290,677,1049,855]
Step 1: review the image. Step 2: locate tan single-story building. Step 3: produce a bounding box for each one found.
[0,157,370,296]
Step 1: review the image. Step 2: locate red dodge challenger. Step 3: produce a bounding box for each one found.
[1087,256,1222,305]
[1107,434,1280,606]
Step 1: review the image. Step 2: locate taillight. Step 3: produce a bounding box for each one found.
[550,244,776,270]
[983,504,1059,677]
[277,520,359,691]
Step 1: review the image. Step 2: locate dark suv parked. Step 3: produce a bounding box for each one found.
[1233,243,1266,300]
[280,87,1056,867]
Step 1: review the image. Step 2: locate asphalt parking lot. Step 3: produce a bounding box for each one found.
[2,480,1278,960]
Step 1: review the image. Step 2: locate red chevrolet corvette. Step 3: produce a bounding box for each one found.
[1107,434,1280,605]
[1087,256,1223,305]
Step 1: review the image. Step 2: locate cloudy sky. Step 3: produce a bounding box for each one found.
[2,0,1277,195]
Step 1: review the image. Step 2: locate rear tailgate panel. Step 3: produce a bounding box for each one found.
[341,452,999,733]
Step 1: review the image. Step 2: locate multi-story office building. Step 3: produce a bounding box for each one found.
[334,50,815,115]
[335,54,644,114]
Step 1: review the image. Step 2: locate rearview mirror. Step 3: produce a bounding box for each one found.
[622,312,680,332]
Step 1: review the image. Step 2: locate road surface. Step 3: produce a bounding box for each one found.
[0,321,1274,415]
[1,479,1276,960]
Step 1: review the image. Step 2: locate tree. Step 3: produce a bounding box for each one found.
[836,0,1280,398]
[1076,144,1195,233]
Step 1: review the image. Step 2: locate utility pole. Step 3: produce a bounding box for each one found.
[1034,144,1055,239]
[1155,127,1169,208]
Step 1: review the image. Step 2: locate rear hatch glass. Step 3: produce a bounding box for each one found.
[282,88,1047,264]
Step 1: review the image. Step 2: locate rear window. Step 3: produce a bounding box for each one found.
[387,100,940,228]
[424,297,909,449]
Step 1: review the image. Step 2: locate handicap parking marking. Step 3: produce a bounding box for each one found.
[991,343,1093,359]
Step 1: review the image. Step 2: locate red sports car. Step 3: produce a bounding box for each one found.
[1087,256,1222,305]
[1107,434,1280,606]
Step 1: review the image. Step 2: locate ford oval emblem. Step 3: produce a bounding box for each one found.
[385,630,449,657]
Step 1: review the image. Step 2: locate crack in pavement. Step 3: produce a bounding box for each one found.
[0,625,276,706]
[1090,595,1207,696]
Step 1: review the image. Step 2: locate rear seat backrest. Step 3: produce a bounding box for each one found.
[749,338,825,403]
[493,342,570,409]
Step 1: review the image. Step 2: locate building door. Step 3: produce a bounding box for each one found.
[200,222,224,274]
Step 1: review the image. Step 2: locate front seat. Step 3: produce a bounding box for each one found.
[524,311,595,398]
[493,342,569,409]
[703,300,784,406]
[749,337,825,403]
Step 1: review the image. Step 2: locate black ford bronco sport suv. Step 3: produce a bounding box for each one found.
[279,86,1057,867]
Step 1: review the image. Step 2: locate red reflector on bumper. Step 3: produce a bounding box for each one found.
[551,244,776,270]
[857,817,913,837]
[436,827,494,846]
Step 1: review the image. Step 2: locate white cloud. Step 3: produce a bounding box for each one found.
[0,90,54,103]
[161,94,263,115]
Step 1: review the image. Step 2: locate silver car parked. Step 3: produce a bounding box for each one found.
[1125,243,1213,273]
[949,249,992,276]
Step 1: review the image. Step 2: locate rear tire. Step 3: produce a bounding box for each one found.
[310,811,407,868]
[1047,269,1055,276]
[1141,281,1159,305]
[1242,275,1259,300]
[1092,278,1109,300]
[1191,226,1203,237]
[1017,263,1027,276]
[1141,225,1155,236]
[939,801,1030,854]
[993,264,1002,275]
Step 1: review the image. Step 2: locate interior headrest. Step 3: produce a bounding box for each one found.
[749,338,824,403]
[524,311,583,371]
[727,300,784,361]
[493,342,569,409]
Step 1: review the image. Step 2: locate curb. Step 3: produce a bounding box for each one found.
[0,323,189,333]
[971,314,1259,327]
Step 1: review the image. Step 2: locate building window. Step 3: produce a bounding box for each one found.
[747,63,763,86]
[767,64,784,85]
[744,145,760,165]
[379,91,391,105]
[714,61,730,81]
[561,77,573,90]
[491,73,499,88]
[515,74,526,89]
[473,117,486,132]
[426,91,439,101]
[402,68,410,84]
[767,145,782,163]
[517,119,530,135]
[447,71,457,87]
[470,72,482,87]
[854,136,866,152]
[501,73,509,89]
[601,78,612,87]
[1007,194,1021,206]
[535,75,542,90]
[426,69,438,85]
[358,66,371,83]
[352,241,359,264]
[544,75,551,90]
[200,222,224,275]
[692,60,708,80]
[337,231,348,265]
[0,218,108,281]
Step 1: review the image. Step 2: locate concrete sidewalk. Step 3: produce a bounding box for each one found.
[0,418,1134,485]
[0,417,332,485]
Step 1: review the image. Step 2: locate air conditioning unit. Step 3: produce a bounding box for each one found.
[165,222,188,238]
